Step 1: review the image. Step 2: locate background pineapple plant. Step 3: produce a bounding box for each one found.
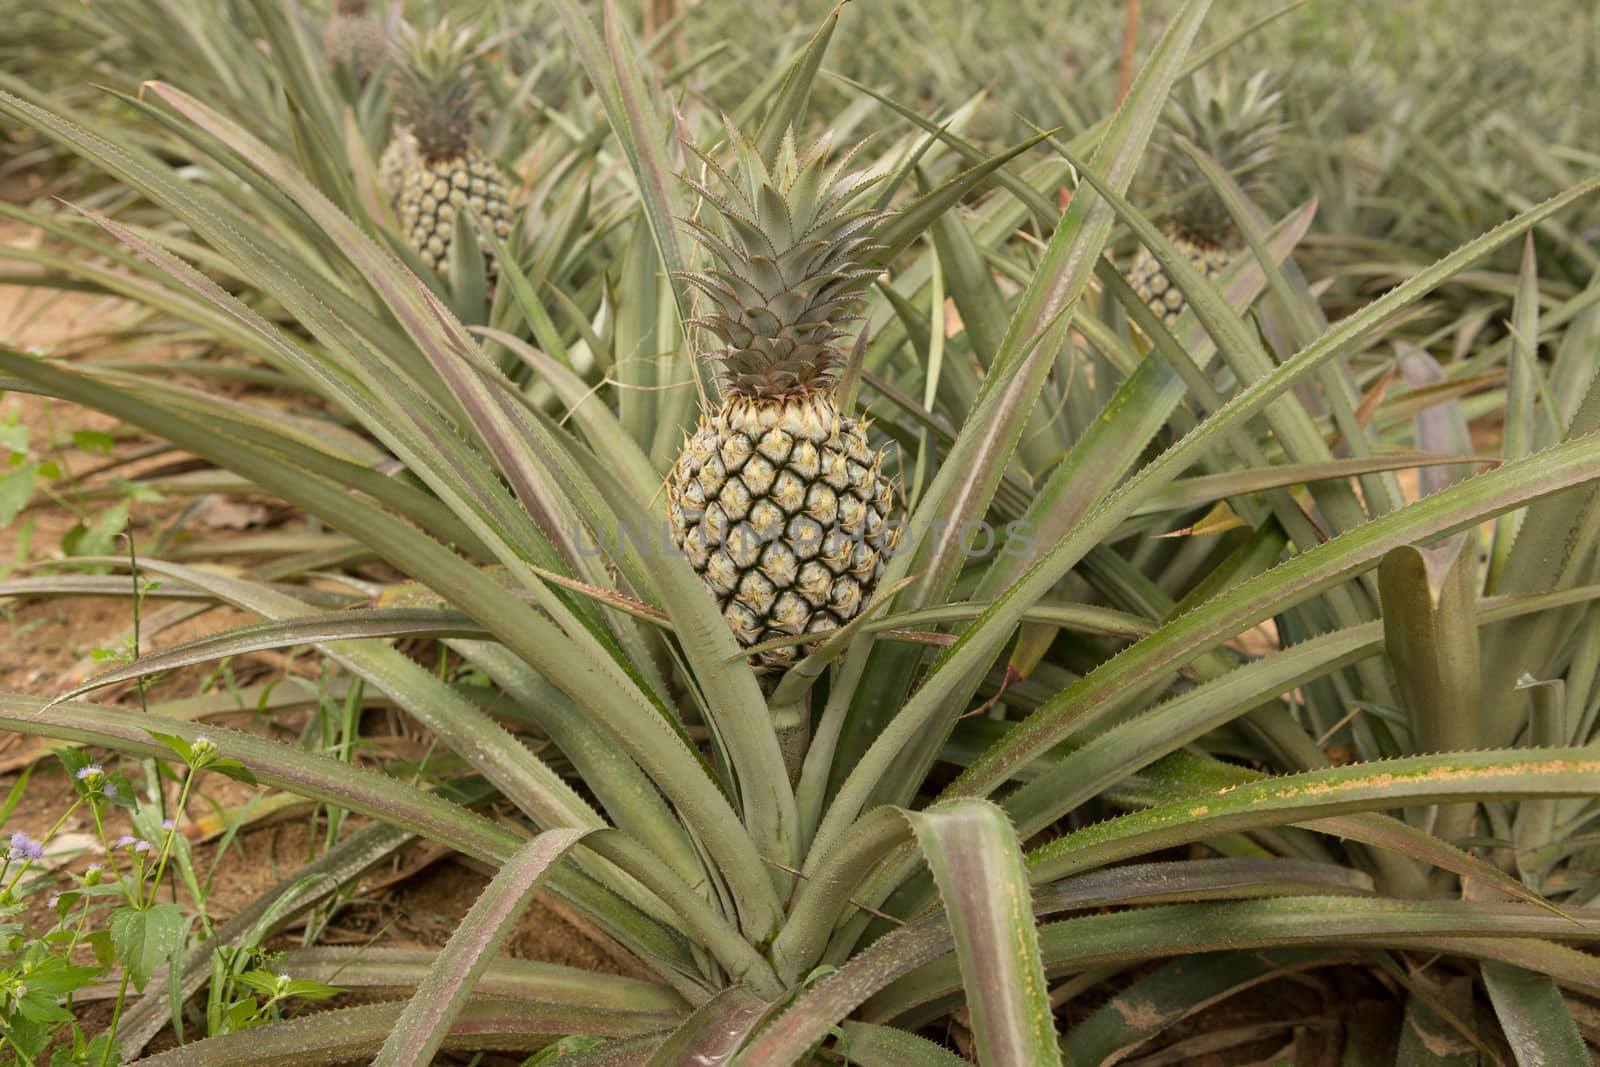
[321,0,386,83]
[382,20,515,280]
[1126,69,1284,328]
[669,128,898,673]
[1336,71,1386,194]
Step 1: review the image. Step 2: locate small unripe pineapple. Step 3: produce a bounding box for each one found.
[386,21,515,280]
[1337,75,1385,196]
[1127,71,1284,328]
[323,0,386,83]
[668,126,899,673]
[1127,238,1231,328]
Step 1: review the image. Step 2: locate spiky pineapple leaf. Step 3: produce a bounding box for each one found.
[901,801,1060,1067]
[1029,748,1600,883]
[373,829,595,1067]
[1481,961,1589,1067]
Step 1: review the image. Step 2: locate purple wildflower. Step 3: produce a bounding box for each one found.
[7,832,39,861]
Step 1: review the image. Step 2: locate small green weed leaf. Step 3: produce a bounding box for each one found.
[0,461,37,526]
[110,903,186,992]
[71,429,114,454]
[61,498,129,560]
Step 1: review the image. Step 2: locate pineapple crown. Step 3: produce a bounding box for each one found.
[1336,72,1385,136]
[391,19,483,161]
[679,121,888,400]
[1156,70,1285,247]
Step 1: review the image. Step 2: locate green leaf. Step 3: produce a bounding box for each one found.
[146,730,194,763]
[835,1022,972,1067]
[110,904,186,993]
[753,8,839,161]
[901,800,1060,1067]
[0,416,27,455]
[1028,748,1600,884]
[71,429,114,454]
[267,947,684,1020]
[0,461,38,526]
[880,897,1600,1024]
[61,497,129,560]
[118,999,668,1063]
[1379,542,1485,839]
[60,609,494,700]
[16,990,75,1024]
[374,829,594,1067]
[232,969,289,997]
[1486,234,1542,592]
[645,986,767,1067]
[1481,961,1589,1067]
[16,955,100,998]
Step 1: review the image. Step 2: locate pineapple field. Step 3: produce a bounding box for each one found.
[1,0,1599,1063]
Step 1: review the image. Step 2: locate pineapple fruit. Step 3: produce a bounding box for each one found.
[667,127,898,673]
[1127,70,1284,328]
[384,22,514,279]
[322,0,386,83]
[378,128,411,205]
[1338,75,1384,195]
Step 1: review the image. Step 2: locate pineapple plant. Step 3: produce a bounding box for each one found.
[667,127,898,673]
[1126,69,1284,327]
[321,0,386,83]
[383,21,514,279]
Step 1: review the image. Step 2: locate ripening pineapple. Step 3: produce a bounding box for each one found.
[322,0,386,83]
[1337,75,1384,195]
[385,22,514,279]
[1127,71,1284,328]
[667,126,898,673]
